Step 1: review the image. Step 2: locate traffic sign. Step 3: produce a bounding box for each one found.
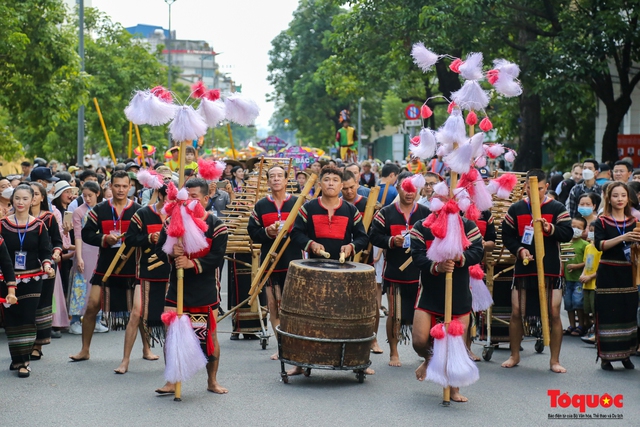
[405,104,420,120]
[405,119,422,127]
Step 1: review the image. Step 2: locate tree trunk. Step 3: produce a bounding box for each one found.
[513,27,542,172]
[600,97,632,163]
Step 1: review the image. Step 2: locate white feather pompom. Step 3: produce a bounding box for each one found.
[411,174,426,191]
[436,109,467,148]
[451,80,490,111]
[410,128,437,159]
[429,197,444,212]
[472,180,494,211]
[224,93,260,126]
[124,91,151,125]
[198,98,226,128]
[446,329,479,387]
[459,52,484,81]
[474,156,487,168]
[493,59,520,79]
[169,106,208,143]
[145,93,178,126]
[426,324,449,387]
[164,315,208,383]
[486,144,505,159]
[471,277,494,312]
[469,132,485,159]
[433,181,449,197]
[411,42,440,72]
[456,188,471,212]
[436,145,450,157]
[504,149,516,163]
[494,77,523,97]
[444,141,473,174]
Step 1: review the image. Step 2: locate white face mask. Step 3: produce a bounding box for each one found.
[127,186,135,197]
[587,231,594,240]
[46,182,54,192]
[582,169,595,180]
[1,187,13,199]
[572,227,583,238]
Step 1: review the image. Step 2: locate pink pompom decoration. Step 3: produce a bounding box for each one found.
[137,169,164,189]
[479,117,493,132]
[457,196,471,213]
[457,169,478,197]
[427,200,471,262]
[449,58,463,73]
[410,135,420,146]
[448,318,465,337]
[466,111,478,126]
[487,173,518,199]
[447,101,457,114]
[469,264,485,280]
[465,203,480,222]
[151,86,173,103]
[191,81,207,99]
[474,156,487,168]
[421,104,433,119]
[431,323,446,340]
[161,311,177,326]
[486,144,505,159]
[487,69,499,85]
[204,89,221,101]
[197,158,225,181]
[504,149,517,163]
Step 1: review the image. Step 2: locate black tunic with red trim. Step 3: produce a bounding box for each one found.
[124,204,170,282]
[0,217,52,283]
[369,202,430,283]
[501,198,572,277]
[410,217,484,315]
[290,197,368,260]
[474,210,496,242]
[247,194,302,272]
[0,236,16,285]
[159,213,228,308]
[38,212,63,256]
[82,199,141,284]
[346,195,368,213]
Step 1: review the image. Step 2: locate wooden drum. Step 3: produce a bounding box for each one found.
[279,259,377,368]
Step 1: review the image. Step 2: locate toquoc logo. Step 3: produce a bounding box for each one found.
[548,390,623,413]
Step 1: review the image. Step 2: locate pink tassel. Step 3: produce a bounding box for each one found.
[169,106,207,142]
[198,98,226,128]
[446,319,479,387]
[479,117,493,132]
[427,201,470,262]
[451,80,490,111]
[401,178,416,194]
[197,158,225,181]
[162,235,179,257]
[465,203,480,222]
[204,89,220,101]
[421,104,433,119]
[466,111,478,126]
[504,149,516,163]
[410,135,420,146]
[472,179,494,211]
[191,81,207,98]
[444,140,473,174]
[447,101,457,114]
[151,86,173,103]
[487,69,499,85]
[459,52,484,81]
[449,58,463,74]
[487,173,518,199]
[411,43,440,72]
[180,204,209,255]
[409,128,436,159]
[224,93,260,126]
[137,169,163,189]
[457,168,479,197]
[164,314,208,383]
[166,182,178,201]
[426,323,449,387]
[429,210,449,239]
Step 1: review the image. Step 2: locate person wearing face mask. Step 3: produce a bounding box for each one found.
[578,221,601,344]
[0,178,13,218]
[563,217,589,337]
[29,167,59,197]
[566,159,601,218]
[576,193,600,238]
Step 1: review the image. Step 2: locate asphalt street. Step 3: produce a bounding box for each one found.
[1,290,638,427]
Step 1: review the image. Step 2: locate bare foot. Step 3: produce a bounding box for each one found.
[360,367,375,375]
[501,356,520,368]
[69,352,90,362]
[155,383,175,395]
[207,382,229,394]
[469,351,481,362]
[270,352,279,361]
[286,366,304,376]
[143,352,159,361]
[114,360,129,374]
[389,355,402,367]
[550,363,567,373]
[415,361,428,381]
[371,342,384,354]
[450,387,469,402]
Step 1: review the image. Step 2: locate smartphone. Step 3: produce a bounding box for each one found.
[63,211,73,227]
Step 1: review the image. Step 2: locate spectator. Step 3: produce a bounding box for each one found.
[207,180,231,217]
[377,163,400,206]
[566,159,601,218]
[596,164,611,185]
[555,163,582,205]
[563,216,588,337]
[345,163,370,197]
[633,169,640,182]
[20,161,32,181]
[579,221,600,344]
[613,160,633,183]
[360,161,376,188]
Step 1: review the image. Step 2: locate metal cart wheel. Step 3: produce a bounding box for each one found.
[260,337,268,350]
[281,373,289,384]
[304,368,312,377]
[356,370,365,383]
[482,346,494,361]
[534,339,544,353]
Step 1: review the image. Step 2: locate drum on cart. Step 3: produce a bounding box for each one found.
[278,259,376,383]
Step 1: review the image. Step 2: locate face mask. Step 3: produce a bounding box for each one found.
[128,186,135,197]
[587,231,594,240]
[572,227,583,238]
[46,182,54,192]
[1,187,13,199]
[582,169,595,180]
[577,206,593,217]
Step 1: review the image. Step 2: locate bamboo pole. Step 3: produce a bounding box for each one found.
[113,247,135,275]
[93,98,117,164]
[227,123,237,160]
[174,139,187,402]
[102,243,127,283]
[128,122,133,159]
[134,124,145,168]
[442,169,457,406]
[528,175,551,348]
[353,186,380,263]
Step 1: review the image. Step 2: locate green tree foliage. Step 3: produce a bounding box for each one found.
[0,0,86,160]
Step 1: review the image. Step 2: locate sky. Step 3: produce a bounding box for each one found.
[92,0,300,133]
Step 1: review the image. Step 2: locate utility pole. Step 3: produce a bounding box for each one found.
[357,97,364,161]
[77,0,85,166]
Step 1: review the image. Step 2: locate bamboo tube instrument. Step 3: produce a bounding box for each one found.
[354,186,380,263]
[93,97,117,164]
[174,140,187,402]
[528,176,551,348]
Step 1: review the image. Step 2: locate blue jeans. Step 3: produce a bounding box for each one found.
[563,281,583,311]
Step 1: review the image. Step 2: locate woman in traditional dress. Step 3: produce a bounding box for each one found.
[68,181,103,334]
[593,182,639,370]
[29,183,63,360]
[0,184,54,377]
[230,166,245,193]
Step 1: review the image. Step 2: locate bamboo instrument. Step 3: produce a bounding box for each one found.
[318,250,331,259]
[102,243,127,283]
[113,247,135,275]
[128,122,133,159]
[528,176,551,348]
[354,186,380,263]
[174,140,187,402]
[93,98,117,164]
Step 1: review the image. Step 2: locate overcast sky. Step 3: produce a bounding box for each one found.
[92,0,299,132]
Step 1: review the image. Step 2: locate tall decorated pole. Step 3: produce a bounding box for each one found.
[409,44,522,405]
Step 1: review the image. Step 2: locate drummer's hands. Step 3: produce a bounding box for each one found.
[340,244,353,258]
[309,242,325,256]
[172,244,184,257]
[266,223,279,238]
[174,256,194,269]
[623,230,640,243]
[520,249,534,262]
[435,259,455,273]
[393,235,405,247]
[534,218,551,233]
[104,234,119,246]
